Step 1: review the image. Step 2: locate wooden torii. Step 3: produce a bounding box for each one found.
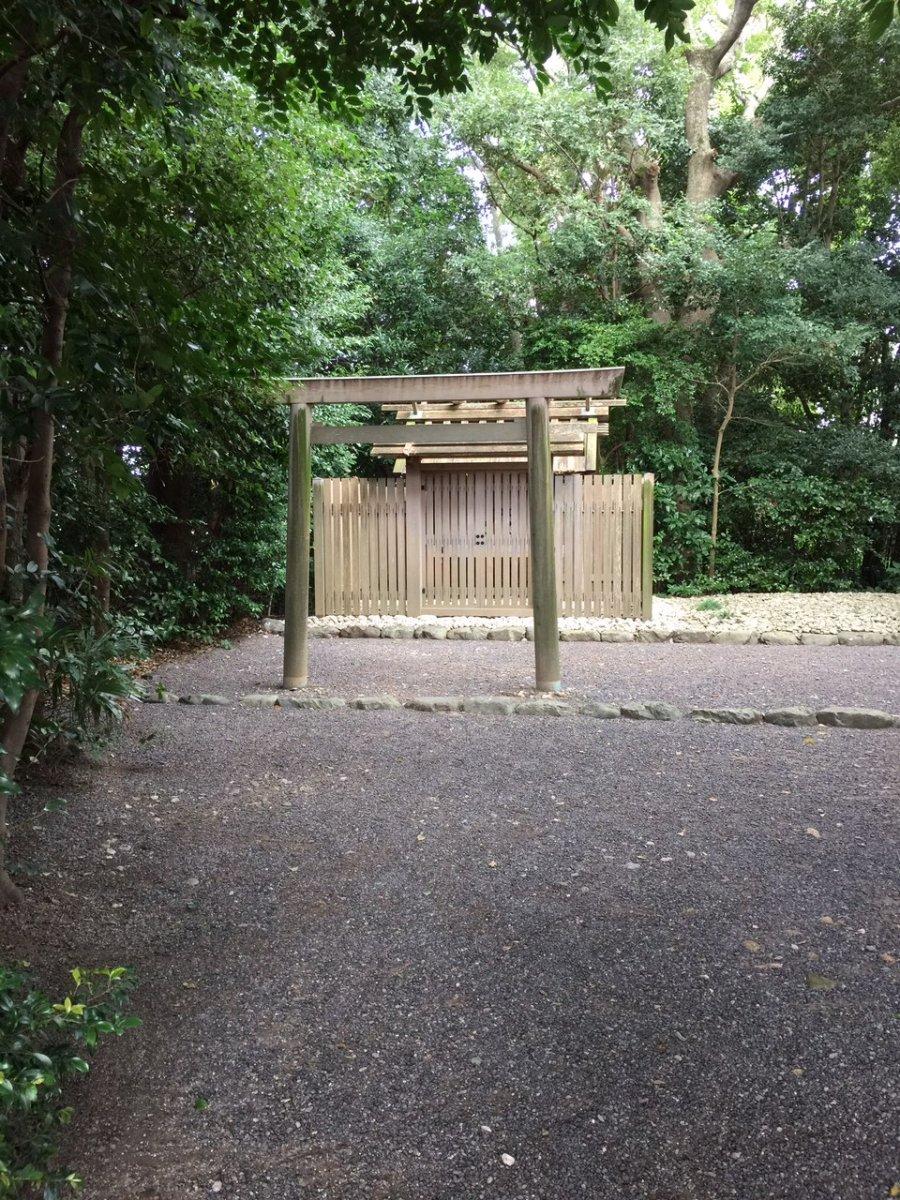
[278,367,625,693]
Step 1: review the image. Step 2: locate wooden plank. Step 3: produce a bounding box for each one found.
[573,474,584,616]
[313,420,529,446]
[313,479,325,617]
[383,401,622,421]
[286,367,625,406]
[405,461,423,616]
[357,477,369,615]
[323,479,334,615]
[612,475,623,618]
[641,474,654,620]
[397,479,407,615]
[630,475,642,618]
[601,475,612,618]
[283,402,312,689]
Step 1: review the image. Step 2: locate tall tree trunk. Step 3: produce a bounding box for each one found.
[685,0,757,208]
[708,365,738,579]
[0,106,85,905]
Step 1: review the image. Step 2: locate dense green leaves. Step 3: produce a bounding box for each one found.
[0,965,139,1197]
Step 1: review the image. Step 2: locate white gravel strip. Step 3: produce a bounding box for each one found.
[262,591,900,643]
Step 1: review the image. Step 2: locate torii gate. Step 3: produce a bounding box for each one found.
[278,367,625,693]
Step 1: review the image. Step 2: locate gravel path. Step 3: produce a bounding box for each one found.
[153,632,900,711]
[4,696,898,1200]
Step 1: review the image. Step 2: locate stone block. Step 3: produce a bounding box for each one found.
[759,631,799,645]
[691,707,763,724]
[461,696,517,715]
[405,697,464,713]
[488,627,525,641]
[763,707,817,727]
[580,702,621,719]
[514,699,570,716]
[815,707,896,729]
[621,701,682,720]
[836,631,884,646]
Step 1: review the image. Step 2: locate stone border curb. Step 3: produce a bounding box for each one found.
[260,619,898,646]
[137,690,899,730]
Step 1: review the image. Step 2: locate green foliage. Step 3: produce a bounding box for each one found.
[0,965,139,1197]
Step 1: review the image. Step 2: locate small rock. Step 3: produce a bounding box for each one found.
[500,1153,515,1167]
[199,694,231,705]
[262,618,285,633]
[382,625,415,639]
[763,707,817,727]
[418,625,448,640]
[815,707,896,729]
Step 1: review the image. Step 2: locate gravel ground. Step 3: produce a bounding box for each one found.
[3,695,898,1200]
[151,632,900,712]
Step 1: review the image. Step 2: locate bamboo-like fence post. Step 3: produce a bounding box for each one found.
[641,472,654,621]
[526,396,561,691]
[283,401,312,688]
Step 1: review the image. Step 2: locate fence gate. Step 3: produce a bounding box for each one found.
[313,470,652,619]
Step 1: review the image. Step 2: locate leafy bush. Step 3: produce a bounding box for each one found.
[0,966,139,1197]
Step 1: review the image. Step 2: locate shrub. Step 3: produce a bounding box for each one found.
[0,965,139,1197]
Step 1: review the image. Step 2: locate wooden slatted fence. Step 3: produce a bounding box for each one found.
[313,471,652,619]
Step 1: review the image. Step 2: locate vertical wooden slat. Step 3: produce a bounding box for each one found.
[641,473,654,620]
[313,479,325,617]
[405,462,423,616]
[630,474,642,618]
[578,472,585,614]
